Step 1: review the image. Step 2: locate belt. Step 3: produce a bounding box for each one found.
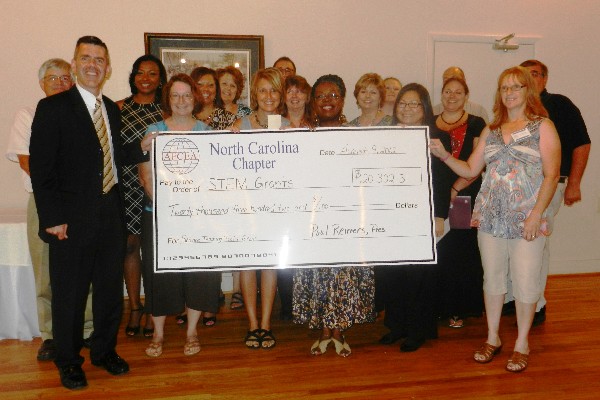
[558,176,567,183]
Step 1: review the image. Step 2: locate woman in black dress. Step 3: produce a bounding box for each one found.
[435,77,486,328]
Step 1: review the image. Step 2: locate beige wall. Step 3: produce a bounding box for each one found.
[2,0,598,273]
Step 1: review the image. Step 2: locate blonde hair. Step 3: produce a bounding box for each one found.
[250,67,285,114]
[353,73,385,106]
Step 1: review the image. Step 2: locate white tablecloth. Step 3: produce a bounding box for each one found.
[0,210,40,340]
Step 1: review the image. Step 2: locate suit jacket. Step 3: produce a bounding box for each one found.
[30,86,129,244]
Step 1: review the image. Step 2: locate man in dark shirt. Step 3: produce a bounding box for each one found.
[505,60,591,325]
[521,60,591,205]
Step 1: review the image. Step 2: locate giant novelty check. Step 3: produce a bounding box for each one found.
[151,127,437,272]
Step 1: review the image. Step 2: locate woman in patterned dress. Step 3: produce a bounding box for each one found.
[347,73,392,127]
[430,66,561,372]
[217,66,252,119]
[116,54,167,338]
[191,67,237,130]
[293,74,375,357]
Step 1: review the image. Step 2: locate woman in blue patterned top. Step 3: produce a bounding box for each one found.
[430,66,561,373]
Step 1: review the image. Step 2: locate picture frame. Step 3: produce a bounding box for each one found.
[145,33,264,107]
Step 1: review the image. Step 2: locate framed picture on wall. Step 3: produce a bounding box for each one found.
[145,33,264,107]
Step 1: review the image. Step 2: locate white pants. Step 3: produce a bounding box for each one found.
[505,182,565,310]
[479,231,546,304]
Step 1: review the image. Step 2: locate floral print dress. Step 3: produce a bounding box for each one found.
[293,266,375,330]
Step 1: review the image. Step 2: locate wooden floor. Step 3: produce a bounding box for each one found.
[1,273,599,400]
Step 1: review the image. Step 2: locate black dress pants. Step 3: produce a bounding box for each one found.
[380,264,438,341]
[49,188,125,367]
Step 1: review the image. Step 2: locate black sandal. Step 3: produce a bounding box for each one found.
[260,329,276,349]
[244,329,262,349]
[125,308,143,336]
[230,292,244,310]
[175,314,187,325]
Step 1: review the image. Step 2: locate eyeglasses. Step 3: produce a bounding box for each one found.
[443,89,465,96]
[169,93,194,101]
[529,71,545,78]
[500,85,525,93]
[315,93,342,101]
[397,101,422,109]
[44,75,72,83]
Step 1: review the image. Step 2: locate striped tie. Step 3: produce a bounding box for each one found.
[93,99,116,193]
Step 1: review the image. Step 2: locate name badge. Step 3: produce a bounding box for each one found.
[268,115,282,130]
[511,128,531,142]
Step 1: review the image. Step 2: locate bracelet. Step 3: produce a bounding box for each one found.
[451,186,459,192]
[440,153,451,162]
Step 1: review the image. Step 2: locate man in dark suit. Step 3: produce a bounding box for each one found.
[30,36,130,390]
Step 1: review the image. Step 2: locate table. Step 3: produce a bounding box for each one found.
[0,209,39,340]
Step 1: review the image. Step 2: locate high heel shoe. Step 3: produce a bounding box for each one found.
[125,308,143,336]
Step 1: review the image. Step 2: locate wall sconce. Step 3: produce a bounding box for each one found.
[493,33,519,52]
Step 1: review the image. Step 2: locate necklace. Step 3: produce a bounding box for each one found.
[289,117,306,128]
[359,110,379,126]
[440,109,465,125]
[254,113,268,129]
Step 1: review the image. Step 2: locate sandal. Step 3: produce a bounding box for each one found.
[230,292,244,310]
[260,329,276,349]
[449,316,464,328]
[506,351,529,372]
[203,315,217,327]
[184,336,201,356]
[175,314,187,326]
[143,328,154,338]
[310,338,332,355]
[332,337,351,357]
[125,308,143,336]
[244,329,262,349]
[474,342,503,363]
[145,341,163,358]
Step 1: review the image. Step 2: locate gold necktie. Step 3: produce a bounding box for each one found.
[93,99,116,193]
